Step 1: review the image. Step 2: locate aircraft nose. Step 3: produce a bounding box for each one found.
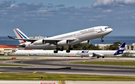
[108,28,113,32]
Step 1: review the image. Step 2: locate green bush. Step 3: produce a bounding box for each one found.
[122,52,133,57]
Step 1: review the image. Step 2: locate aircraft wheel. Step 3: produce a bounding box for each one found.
[54,50,58,53]
[97,56,99,58]
[101,40,104,42]
[102,56,104,58]
[60,46,64,51]
[66,50,70,53]
[101,36,104,42]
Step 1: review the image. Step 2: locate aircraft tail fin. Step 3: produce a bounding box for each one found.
[13,28,29,44]
[114,42,126,55]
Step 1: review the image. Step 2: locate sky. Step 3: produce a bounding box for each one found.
[0,0,135,36]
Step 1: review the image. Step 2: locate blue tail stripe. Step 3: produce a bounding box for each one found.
[16,30,27,39]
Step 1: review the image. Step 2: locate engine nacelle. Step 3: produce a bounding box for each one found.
[33,39,43,45]
[19,42,31,47]
[79,40,90,44]
[57,40,68,46]
[19,44,26,47]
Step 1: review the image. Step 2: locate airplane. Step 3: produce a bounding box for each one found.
[11,43,126,58]
[78,42,126,58]
[8,26,113,53]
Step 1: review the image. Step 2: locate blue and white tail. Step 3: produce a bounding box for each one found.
[13,28,29,44]
[114,42,126,55]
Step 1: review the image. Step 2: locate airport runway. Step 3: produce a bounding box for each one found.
[1,81,135,84]
[0,57,135,76]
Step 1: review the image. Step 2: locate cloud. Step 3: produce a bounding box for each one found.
[93,0,135,7]
[103,9,113,12]
[116,0,135,4]
[55,4,65,8]
[93,0,114,7]
[0,1,43,13]
[1,1,135,36]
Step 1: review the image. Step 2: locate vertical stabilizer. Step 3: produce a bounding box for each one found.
[114,42,126,55]
[13,28,29,43]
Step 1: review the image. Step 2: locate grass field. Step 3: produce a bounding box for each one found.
[0,59,13,61]
[0,64,27,66]
[71,61,135,66]
[0,73,135,81]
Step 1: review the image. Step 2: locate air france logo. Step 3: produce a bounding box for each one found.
[82,51,89,53]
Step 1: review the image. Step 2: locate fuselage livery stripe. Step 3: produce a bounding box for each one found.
[60,31,105,40]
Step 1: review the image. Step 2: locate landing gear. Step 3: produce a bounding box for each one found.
[101,36,104,42]
[54,47,59,53]
[96,56,104,58]
[54,50,58,53]
[54,46,64,53]
[102,56,104,58]
[54,46,72,53]
[60,46,64,51]
[66,45,72,53]
[66,50,70,53]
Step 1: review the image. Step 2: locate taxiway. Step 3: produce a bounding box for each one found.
[0,57,135,76]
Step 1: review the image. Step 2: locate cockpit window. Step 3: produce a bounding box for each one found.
[105,27,109,29]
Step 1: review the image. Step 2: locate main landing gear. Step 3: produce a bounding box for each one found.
[54,46,64,53]
[54,45,72,53]
[66,45,72,53]
[97,56,105,58]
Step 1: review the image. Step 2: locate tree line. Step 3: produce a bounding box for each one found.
[71,41,122,50]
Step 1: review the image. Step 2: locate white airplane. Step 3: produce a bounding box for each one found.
[12,43,126,58]
[77,42,126,58]
[8,26,113,53]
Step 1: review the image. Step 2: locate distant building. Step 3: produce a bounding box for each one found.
[95,44,112,50]
[95,44,129,50]
[132,43,135,50]
[0,45,25,55]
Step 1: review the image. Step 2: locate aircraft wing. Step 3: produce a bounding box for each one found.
[8,35,77,44]
[8,36,38,43]
[36,38,77,45]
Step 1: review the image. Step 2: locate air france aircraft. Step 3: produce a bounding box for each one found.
[78,42,126,58]
[8,26,113,53]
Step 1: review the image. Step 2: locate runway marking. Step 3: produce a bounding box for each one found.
[57,72,65,74]
[33,71,37,73]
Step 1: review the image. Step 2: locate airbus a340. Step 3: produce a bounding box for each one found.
[8,26,113,53]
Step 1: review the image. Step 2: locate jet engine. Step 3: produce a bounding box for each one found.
[57,40,69,46]
[33,39,43,45]
[19,44,26,47]
[90,53,104,58]
[79,40,90,44]
[18,42,31,47]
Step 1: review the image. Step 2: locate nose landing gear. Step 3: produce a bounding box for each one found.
[101,36,104,42]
